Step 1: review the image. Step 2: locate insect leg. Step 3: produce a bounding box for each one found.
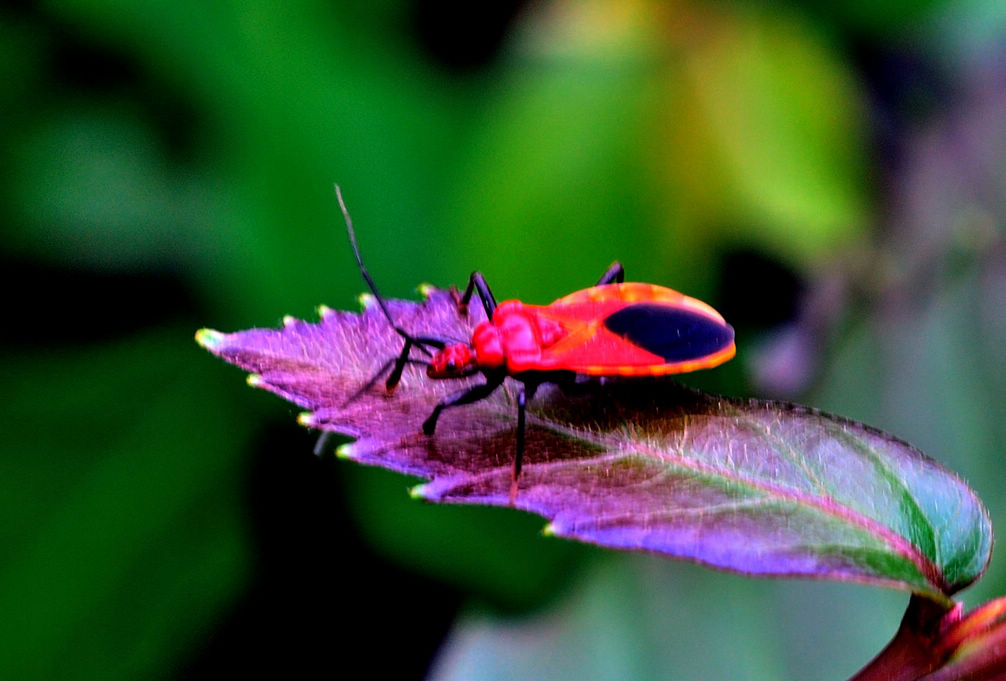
[421,373,505,435]
[346,332,458,407]
[452,271,498,318]
[510,381,540,502]
[384,333,467,390]
[385,336,418,391]
[340,356,422,409]
[313,432,332,456]
[596,261,625,285]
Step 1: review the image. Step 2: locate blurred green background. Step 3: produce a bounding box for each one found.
[2,0,1004,679]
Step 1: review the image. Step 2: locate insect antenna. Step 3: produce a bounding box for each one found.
[332,185,466,400]
[313,186,435,458]
[334,184,432,357]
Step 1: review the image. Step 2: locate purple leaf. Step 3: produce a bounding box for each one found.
[196,288,991,600]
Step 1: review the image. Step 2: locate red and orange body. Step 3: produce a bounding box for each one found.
[427,282,735,381]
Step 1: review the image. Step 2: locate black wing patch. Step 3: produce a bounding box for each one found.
[603,303,734,363]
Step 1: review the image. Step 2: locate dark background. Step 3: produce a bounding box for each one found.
[2,1,1004,679]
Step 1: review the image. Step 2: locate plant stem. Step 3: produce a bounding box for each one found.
[848,595,959,681]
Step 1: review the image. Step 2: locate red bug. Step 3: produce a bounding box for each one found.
[335,187,735,500]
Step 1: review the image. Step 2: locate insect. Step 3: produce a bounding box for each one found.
[335,186,735,501]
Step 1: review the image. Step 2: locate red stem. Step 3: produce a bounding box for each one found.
[848,596,960,681]
[850,595,1006,681]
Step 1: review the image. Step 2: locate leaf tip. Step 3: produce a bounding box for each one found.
[246,373,264,388]
[417,283,435,298]
[316,304,333,319]
[409,483,430,499]
[194,328,224,350]
[335,442,357,460]
[358,293,376,310]
[297,411,315,427]
[542,522,559,537]
[282,315,299,328]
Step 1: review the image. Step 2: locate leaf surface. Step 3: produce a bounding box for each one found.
[196,288,991,599]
